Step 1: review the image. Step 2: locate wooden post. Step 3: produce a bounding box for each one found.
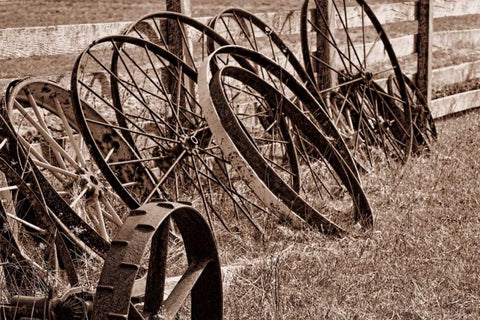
[416,0,433,106]
[314,0,336,91]
[166,0,191,16]
[165,0,194,96]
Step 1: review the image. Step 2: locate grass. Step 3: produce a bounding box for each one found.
[217,108,480,319]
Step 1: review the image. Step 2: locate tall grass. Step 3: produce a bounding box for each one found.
[220,109,480,319]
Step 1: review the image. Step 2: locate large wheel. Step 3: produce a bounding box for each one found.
[93,201,222,319]
[301,0,413,168]
[200,57,373,235]
[71,35,266,232]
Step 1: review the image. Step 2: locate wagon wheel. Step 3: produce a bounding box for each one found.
[72,35,266,233]
[93,201,222,319]
[200,58,373,235]
[301,0,413,168]
[122,11,255,131]
[0,112,94,317]
[4,78,128,246]
[204,45,364,180]
[387,73,437,153]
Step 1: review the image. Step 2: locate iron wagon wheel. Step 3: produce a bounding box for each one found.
[387,73,437,153]
[300,0,413,168]
[119,11,257,137]
[93,201,222,320]
[204,45,364,180]
[4,78,128,245]
[0,111,95,317]
[199,62,373,235]
[72,35,266,233]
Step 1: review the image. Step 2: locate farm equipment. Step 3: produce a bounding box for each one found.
[0,0,436,318]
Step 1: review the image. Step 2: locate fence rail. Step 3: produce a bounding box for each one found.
[0,0,479,118]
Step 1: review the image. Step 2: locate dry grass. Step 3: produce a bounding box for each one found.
[217,109,480,319]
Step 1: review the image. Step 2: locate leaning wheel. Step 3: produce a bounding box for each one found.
[93,201,222,320]
[4,78,128,245]
[200,51,373,235]
[387,73,437,152]
[0,111,92,317]
[72,35,266,232]
[301,0,413,167]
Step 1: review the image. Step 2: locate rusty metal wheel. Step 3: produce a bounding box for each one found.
[301,0,413,168]
[200,57,373,235]
[93,201,222,319]
[387,73,437,153]
[0,109,100,318]
[4,78,128,245]
[72,35,266,232]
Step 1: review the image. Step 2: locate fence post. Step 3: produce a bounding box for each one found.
[314,1,336,91]
[166,0,191,15]
[416,0,433,106]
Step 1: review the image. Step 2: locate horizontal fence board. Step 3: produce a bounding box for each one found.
[1,0,480,60]
[433,28,480,50]
[3,61,480,120]
[433,0,480,19]
[431,89,480,118]
[0,21,131,59]
[432,61,480,88]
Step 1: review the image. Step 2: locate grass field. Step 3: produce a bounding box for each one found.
[1,0,480,319]
[219,109,480,319]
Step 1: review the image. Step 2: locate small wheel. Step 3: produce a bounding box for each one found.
[93,201,222,320]
[72,35,266,232]
[301,0,413,167]
[4,78,128,245]
[200,54,373,234]
[387,73,437,152]
[0,113,86,315]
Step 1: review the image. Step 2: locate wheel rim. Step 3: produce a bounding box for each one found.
[72,35,266,232]
[387,73,437,153]
[5,79,128,244]
[93,202,222,320]
[0,112,91,313]
[300,0,413,167]
[200,54,373,234]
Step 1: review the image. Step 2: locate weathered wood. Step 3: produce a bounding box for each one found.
[166,0,191,16]
[433,0,480,19]
[416,0,433,105]
[2,11,480,61]
[314,0,335,90]
[0,22,131,59]
[434,29,480,49]
[431,89,480,118]
[432,61,480,88]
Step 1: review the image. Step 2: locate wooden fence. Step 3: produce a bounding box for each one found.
[0,0,479,119]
